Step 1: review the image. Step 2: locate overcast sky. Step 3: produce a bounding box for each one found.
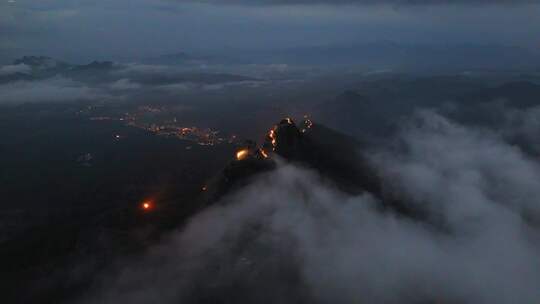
[1,0,539,62]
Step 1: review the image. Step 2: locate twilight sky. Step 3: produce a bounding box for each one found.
[1,0,539,62]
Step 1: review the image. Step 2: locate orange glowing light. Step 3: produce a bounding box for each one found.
[141,201,153,211]
[268,128,277,149]
[236,149,249,160]
[260,149,269,158]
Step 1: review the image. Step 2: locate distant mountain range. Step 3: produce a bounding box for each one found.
[5,41,540,72]
[13,56,69,69]
[0,56,119,84]
[0,56,256,85]
[313,75,540,145]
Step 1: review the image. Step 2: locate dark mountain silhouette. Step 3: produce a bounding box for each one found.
[462,81,540,109]
[2,56,259,86]
[202,117,433,227]
[205,118,382,204]
[13,56,70,69]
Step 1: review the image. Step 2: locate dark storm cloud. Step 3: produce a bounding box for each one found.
[81,111,540,304]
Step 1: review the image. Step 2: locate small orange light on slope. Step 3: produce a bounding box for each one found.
[236,149,249,160]
[268,128,277,149]
[141,201,153,211]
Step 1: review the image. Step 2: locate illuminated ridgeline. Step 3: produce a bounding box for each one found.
[235,140,269,161]
[301,115,313,133]
[234,116,314,161]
